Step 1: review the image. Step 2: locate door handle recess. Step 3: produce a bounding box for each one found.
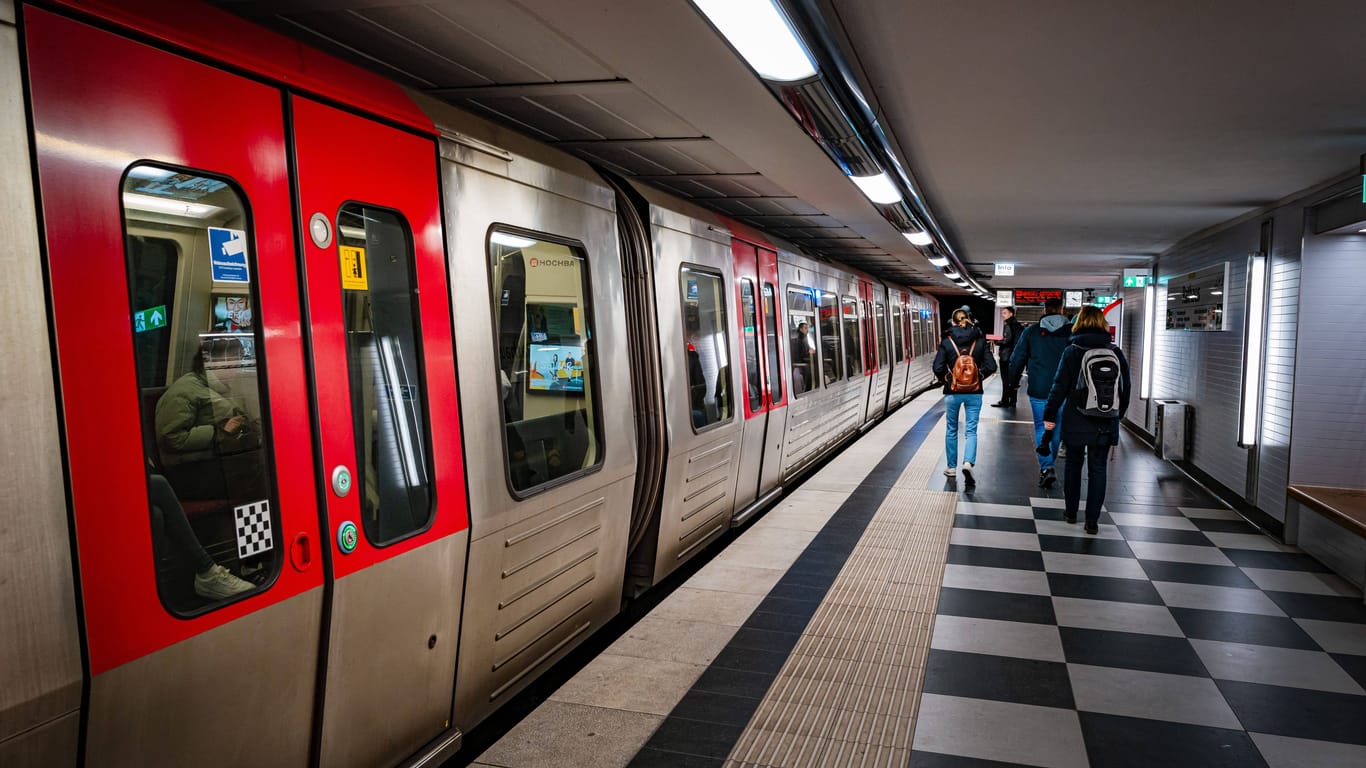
[290,532,312,572]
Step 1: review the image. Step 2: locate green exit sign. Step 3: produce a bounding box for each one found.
[1123,275,1151,288]
[133,304,167,333]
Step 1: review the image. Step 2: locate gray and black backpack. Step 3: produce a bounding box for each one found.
[1071,346,1122,417]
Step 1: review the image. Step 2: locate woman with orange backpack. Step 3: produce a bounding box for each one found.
[932,308,997,486]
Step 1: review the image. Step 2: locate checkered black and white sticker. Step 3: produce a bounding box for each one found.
[234,500,273,559]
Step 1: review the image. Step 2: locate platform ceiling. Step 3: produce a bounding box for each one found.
[215,0,1366,293]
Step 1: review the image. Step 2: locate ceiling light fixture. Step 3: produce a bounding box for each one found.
[927,255,950,268]
[848,171,902,205]
[943,269,960,279]
[122,192,223,219]
[491,232,537,249]
[691,0,818,82]
[904,229,933,246]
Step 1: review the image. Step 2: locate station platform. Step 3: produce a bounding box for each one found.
[467,386,1366,768]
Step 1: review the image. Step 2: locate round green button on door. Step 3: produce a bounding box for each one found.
[337,521,358,554]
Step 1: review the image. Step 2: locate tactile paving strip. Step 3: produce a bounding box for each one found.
[725,441,957,768]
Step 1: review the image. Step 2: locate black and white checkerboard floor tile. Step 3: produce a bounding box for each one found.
[910,496,1366,768]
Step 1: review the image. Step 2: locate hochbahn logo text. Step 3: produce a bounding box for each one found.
[529,257,575,268]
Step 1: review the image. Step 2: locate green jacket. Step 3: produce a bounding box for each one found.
[154,371,245,466]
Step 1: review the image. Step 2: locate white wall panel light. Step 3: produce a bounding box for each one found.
[1239,254,1268,446]
[1140,283,1155,399]
[848,171,902,205]
[691,0,818,82]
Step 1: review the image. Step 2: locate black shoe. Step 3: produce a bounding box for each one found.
[991,401,1008,407]
[1064,512,1077,524]
[1042,468,1057,489]
[1084,523,1098,535]
[1037,470,1048,487]
[961,462,975,487]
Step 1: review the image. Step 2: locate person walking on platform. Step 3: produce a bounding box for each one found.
[992,306,1023,408]
[1043,305,1131,534]
[1008,298,1072,488]
[933,308,996,487]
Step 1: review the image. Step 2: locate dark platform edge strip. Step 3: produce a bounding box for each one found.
[628,401,948,767]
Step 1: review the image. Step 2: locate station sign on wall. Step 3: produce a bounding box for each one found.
[996,290,1013,306]
[994,263,1015,277]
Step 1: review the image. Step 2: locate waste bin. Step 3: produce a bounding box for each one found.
[1155,400,1191,460]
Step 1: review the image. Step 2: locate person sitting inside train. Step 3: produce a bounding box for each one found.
[790,321,812,393]
[146,461,254,600]
[155,340,262,501]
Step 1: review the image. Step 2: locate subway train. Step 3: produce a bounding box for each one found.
[0,2,942,767]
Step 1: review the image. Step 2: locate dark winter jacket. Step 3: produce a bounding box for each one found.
[999,315,1023,352]
[932,325,997,395]
[1009,314,1073,400]
[1043,330,1132,445]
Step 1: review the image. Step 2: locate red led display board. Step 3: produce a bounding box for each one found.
[1012,289,1063,306]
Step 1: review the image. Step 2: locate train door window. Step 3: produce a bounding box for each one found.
[841,296,862,379]
[818,291,842,386]
[875,302,888,368]
[909,312,920,359]
[489,228,603,495]
[738,279,762,413]
[891,304,904,364]
[337,204,433,544]
[122,164,276,615]
[786,286,816,396]
[681,267,733,430]
[762,283,783,404]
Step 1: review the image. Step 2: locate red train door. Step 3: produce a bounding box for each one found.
[26,9,322,765]
[731,240,768,510]
[290,95,466,767]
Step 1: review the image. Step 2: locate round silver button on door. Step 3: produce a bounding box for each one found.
[309,212,333,248]
[331,465,353,497]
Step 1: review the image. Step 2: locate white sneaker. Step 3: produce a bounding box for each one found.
[944,467,957,477]
[962,462,975,485]
[194,564,254,600]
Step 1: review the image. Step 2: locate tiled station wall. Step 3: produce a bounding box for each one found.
[1291,222,1366,487]
[1121,179,1366,525]
[1147,218,1256,502]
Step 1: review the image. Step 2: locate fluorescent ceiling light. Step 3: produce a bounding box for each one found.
[904,230,933,246]
[927,255,950,268]
[691,0,817,82]
[849,171,902,205]
[122,192,223,219]
[1211,290,1223,295]
[943,269,960,279]
[491,232,537,249]
[126,166,177,181]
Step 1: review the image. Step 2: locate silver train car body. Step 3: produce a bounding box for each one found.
[0,5,944,766]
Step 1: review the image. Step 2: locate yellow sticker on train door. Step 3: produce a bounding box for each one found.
[339,245,368,291]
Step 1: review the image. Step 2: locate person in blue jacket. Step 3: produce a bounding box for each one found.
[1008,298,1072,487]
[1043,306,1131,534]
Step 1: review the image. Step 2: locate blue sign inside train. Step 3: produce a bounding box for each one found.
[208,227,249,283]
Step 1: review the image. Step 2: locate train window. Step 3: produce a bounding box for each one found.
[891,304,904,364]
[841,296,862,379]
[738,279,762,413]
[762,283,783,404]
[786,286,816,396]
[681,267,733,430]
[875,302,888,367]
[122,164,276,616]
[909,312,920,359]
[337,204,433,545]
[489,228,603,495]
[818,291,842,386]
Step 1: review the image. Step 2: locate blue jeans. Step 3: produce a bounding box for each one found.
[1029,397,1064,470]
[945,394,982,468]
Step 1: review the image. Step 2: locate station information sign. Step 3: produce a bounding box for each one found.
[1011,289,1063,306]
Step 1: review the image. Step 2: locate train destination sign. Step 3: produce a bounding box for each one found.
[1012,289,1063,306]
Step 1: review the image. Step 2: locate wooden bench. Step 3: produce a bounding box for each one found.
[1285,485,1366,601]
